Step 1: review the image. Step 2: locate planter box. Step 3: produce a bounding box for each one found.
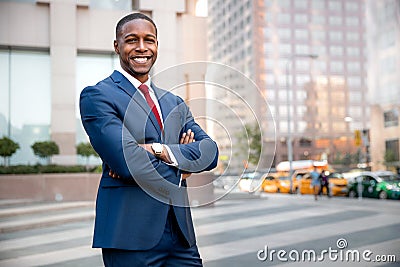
[0,173,101,201]
[0,172,216,204]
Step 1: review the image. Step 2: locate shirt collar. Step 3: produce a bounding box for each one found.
[116,66,153,93]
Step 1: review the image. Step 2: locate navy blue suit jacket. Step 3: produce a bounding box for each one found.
[80,71,218,250]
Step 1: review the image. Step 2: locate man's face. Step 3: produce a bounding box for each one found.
[114,19,158,83]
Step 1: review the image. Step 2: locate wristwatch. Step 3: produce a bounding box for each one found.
[151,143,163,156]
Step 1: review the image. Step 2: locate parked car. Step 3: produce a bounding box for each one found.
[347,171,400,200]
[298,171,348,196]
[238,171,264,193]
[260,175,279,193]
[276,175,299,193]
[327,172,348,196]
[260,173,303,194]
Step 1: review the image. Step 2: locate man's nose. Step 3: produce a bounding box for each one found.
[136,39,147,51]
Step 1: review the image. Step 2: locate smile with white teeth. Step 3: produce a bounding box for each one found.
[133,57,149,63]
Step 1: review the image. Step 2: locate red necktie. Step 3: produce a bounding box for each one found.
[138,84,163,131]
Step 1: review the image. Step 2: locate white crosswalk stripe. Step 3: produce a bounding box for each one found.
[0,246,101,267]
[0,227,92,252]
[0,194,398,266]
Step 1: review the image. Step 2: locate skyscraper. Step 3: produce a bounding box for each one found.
[207,0,369,171]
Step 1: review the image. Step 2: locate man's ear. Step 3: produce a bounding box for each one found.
[114,40,120,54]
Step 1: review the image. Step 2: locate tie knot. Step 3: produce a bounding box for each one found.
[138,84,150,95]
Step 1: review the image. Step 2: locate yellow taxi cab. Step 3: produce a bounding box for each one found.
[259,172,298,193]
[326,172,348,196]
[298,172,316,195]
[276,175,298,193]
[275,160,327,194]
[260,175,279,193]
[298,171,348,196]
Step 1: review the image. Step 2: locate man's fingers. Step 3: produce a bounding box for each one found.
[109,170,120,179]
[180,132,187,144]
[188,131,194,143]
[180,129,195,145]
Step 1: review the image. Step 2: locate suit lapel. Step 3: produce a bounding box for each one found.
[111,71,162,137]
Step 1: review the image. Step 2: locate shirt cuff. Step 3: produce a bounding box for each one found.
[163,145,181,187]
[163,145,178,167]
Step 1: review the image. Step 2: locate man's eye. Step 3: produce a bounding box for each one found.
[126,38,137,43]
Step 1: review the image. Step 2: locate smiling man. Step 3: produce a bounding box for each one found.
[114,13,158,83]
[79,13,218,267]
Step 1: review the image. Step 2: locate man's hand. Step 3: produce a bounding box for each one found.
[180,129,195,144]
[109,169,121,179]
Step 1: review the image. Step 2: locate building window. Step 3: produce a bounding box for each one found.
[295,59,310,71]
[312,30,326,41]
[311,0,325,10]
[385,139,399,162]
[295,29,308,40]
[314,60,327,71]
[294,0,307,9]
[346,2,359,11]
[278,0,291,8]
[330,61,344,73]
[75,53,119,165]
[329,31,343,42]
[278,29,291,40]
[0,49,51,165]
[91,0,132,10]
[329,16,342,26]
[384,109,399,127]
[295,75,310,85]
[277,14,291,24]
[328,1,341,11]
[346,17,360,27]
[346,32,360,41]
[347,62,361,73]
[347,47,360,57]
[311,15,325,25]
[299,137,312,147]
[294,14,308,24]
[347,77,361,87]
[295,44,310,54]
[330,46,344,56]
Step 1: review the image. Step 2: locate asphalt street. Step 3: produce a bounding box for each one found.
[0,192,399,266]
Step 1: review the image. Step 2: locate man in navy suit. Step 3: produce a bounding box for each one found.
[80,13,218,267]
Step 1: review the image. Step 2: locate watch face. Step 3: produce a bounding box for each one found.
[153,143,162,154]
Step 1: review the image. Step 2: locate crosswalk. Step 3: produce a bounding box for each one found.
[0,194,399,266]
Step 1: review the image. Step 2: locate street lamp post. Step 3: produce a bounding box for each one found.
[285,54,318,193]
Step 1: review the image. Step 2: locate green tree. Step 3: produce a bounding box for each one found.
[236,123,262,167]
[76,142,98,170]
[0,136,20,166]
[31,141,59,165]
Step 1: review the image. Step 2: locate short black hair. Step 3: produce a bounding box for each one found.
[115,13,158,38]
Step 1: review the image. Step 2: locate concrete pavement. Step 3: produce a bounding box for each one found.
[0,192,399,266]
